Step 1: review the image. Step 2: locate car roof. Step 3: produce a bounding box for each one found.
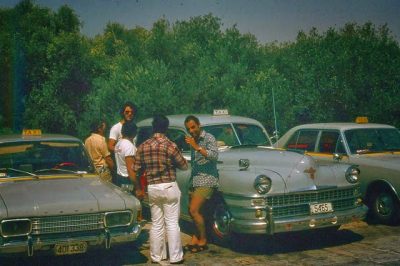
[0,134,81,144]
[137,114,264,128]
[276,122,397,147]
[287,123,396,131]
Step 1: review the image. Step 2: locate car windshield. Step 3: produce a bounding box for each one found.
[0,140,94,178]
[203,123,271,147]
[344,128,400,154]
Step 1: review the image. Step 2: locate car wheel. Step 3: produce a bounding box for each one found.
[371,188,400,225]
[205,200,233,246]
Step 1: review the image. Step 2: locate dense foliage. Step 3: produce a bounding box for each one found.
[1,1,399,139]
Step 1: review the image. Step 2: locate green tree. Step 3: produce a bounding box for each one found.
[0,0,82,132]
[270,23,400,131]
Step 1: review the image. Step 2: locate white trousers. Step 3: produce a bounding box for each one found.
[148,181,183,263]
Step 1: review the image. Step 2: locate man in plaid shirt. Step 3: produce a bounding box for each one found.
[133,115,188,264]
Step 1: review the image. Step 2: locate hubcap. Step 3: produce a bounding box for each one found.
[376,192,394,217]
[213,204,231,237]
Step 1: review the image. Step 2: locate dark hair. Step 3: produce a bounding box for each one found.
[152,115,169,134]
[121,121,137,138]
[120,101,137,118]
[184,115,200,126]
[89,120,105,133]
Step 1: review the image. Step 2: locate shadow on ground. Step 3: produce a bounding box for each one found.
[221,228,364,255]
[0,228,150,266]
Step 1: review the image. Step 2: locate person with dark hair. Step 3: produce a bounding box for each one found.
[184,115,219,253]
[84,120,114,182]
[133,115,188,264]
[114,121,141,193]
[108,101,137,152]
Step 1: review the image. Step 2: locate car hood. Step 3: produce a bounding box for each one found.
[219,147,328,194]
[0,177,131,218]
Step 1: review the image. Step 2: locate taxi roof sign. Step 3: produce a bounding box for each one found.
[22,129,42,136]
[213,109,229,116]
[355,117,369,124]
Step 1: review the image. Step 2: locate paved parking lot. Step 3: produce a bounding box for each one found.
[2,218,400,265]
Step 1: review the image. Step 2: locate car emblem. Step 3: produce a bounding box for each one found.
[304,167,316,180]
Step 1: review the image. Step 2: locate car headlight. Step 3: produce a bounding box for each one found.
[345,166,360,184]
[104,211,133,228]
[254,175,272,194]
[1,219,32,237]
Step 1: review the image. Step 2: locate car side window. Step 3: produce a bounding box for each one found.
[286,130,318,152]
[318,131,342,154]
[136,127,153,146]
[136,127,189,152]
[167,128,190,152]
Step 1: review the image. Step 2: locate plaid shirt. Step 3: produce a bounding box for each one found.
[134,133,188,184]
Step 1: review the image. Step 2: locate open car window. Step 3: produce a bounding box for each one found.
[317,131,346,154]
[136,127,190,152]
[203,123,270,147]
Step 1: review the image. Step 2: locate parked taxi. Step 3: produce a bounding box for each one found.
[0,130,142,256]
[276,118,400,224]
[137,111,367,245]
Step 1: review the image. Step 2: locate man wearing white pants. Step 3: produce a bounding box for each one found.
[133,115,188,264]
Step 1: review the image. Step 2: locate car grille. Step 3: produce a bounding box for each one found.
[265,187,358,218]
[31,213,104,235]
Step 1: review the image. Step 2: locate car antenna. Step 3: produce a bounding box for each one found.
[272,87,279,144]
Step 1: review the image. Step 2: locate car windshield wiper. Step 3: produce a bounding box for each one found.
[0,168,39,179]
[356,149,383,154]
[34,168,87,176]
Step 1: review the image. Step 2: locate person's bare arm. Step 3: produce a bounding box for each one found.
[126,156,144,199]
[105,155,114,170]
[108,138,117,152]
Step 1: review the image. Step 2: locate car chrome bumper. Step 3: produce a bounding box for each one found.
[230,205,368,235]
[0,223,142,256]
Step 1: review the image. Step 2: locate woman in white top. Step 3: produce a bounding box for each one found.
[114,121,137,189]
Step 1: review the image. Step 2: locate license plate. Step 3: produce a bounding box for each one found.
[310,202,333,214]
[55,242,87,255]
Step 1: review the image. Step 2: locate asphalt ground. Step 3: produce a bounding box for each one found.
[2,217,400,266]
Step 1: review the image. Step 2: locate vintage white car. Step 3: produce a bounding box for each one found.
[276,118,400,224]
[0,130,142,256]
[136,112,367,245]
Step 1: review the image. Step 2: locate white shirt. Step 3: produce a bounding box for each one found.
[115,139,136,177]
[109,122,123,142]
[109,121,137,145]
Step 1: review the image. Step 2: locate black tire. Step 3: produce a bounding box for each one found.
[204,198,234,247]
[370,188,400,225]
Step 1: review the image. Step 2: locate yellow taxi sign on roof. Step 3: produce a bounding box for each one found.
[22,129,42,136]
[355,117,369,124]
[213,109,229,116]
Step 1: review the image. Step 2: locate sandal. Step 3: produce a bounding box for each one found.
[183,244,195,252]
[190,244,208,253]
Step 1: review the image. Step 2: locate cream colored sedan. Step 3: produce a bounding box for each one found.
[0,132,142,256]
[276,121,400,225]
[137,112,367,246]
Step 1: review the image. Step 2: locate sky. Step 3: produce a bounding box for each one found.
[1,0,399,43]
